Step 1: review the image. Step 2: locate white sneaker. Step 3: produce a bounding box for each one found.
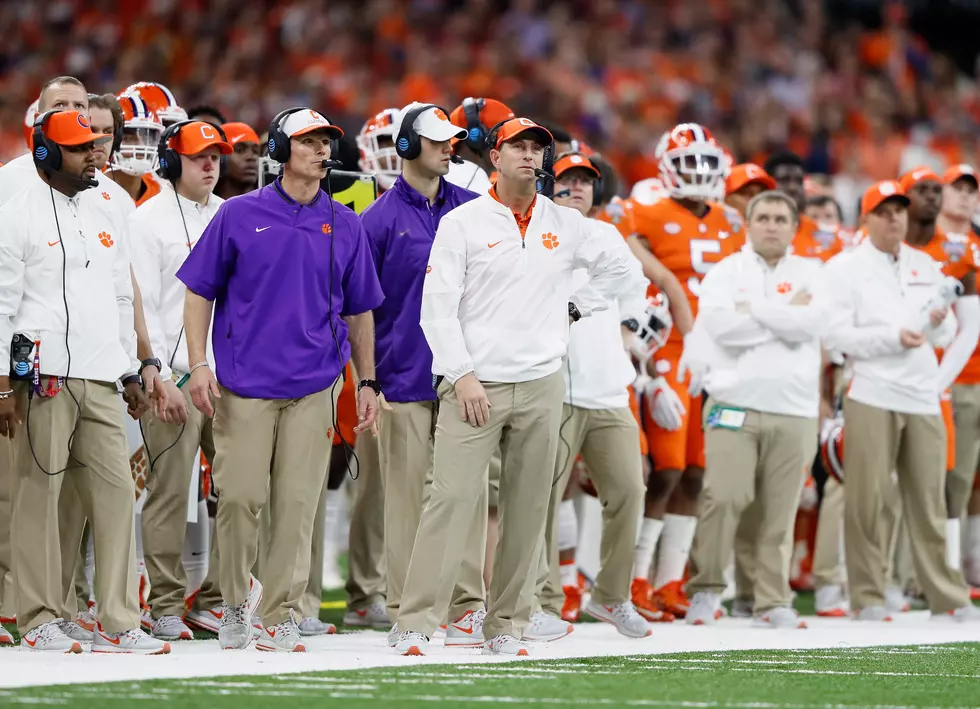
[584,600,652,638]
[854,605,893,621]
[483,634,529,656]
[730,598,753,618]
[884,585,910,613]
[297,617,337,636]
[0,625,13,646]
[256,620,306,652]
[59,618,94,642]
[686,592,721,626]
[219,575,263,650]
[815,585,849,617]
[933,604,980,622]
[21,621,81,653]
[152,615,194,640]
[394,630,428,656]
[140,608,154,632]
[522,610,573,642]
[185,605,223,634]
[75,605,97,633]
[754,607,807,629]
[446,609,486,647]
[386,622,399,648]
[344,601,390,628]
[93,626,171,654]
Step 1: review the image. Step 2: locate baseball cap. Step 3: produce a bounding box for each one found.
[394,103,467,144]
[726,163,776,195]
[42,111,111,147]
[493,118,553,150]
[898,166,942,192]
[554,153,600,180]
[861,180,910,216]
[943,163,978,187]
[281,109,344,139]
[170,121,233,156]
[222,122,260,146]
[450,98,515,136]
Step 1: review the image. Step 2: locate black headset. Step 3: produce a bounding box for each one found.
[394,103,456,161]
[267,107,339,164]
[461,96,487,153]
[554,151,603,208]
[32,110,65,173]
[157,120,229,182]
[484,119,556,195]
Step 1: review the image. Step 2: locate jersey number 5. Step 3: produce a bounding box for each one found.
[688,239,722,296]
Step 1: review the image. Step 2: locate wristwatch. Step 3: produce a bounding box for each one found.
[121,373,142,388]
[621,318,639,333]
[140,358,162,375]
[357,379,381,395]
[568,302,582,323]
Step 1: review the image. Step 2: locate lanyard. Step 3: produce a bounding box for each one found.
[32,339,64,398]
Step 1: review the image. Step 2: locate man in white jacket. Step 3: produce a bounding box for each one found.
[393,118,636,657]
[132,121,233,642]
[530,152,652,640]
[824,180,977,622]
[685,191,824,628]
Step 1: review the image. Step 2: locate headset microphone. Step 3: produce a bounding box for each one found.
[554,188,572,199]
[450,154,464,165]
[534,168,554,182]
[320,159,344,170]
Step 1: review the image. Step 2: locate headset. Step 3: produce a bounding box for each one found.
[32,110,67,174]
[394,103,462,164]
[461,97,487,153]
[157,120,229,182]
[485,119,555,196]
[267,107,339,164]
[553,151,603,209]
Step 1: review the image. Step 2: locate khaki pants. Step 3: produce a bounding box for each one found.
[346,430,387,611]
[380,400,486,621]
[300,464,332,619]
[537,405,644,614]
[732,500,760,603]
[812,476,845,588]
[951,385,980,518]
[212,381,338,627]
[141,385,222,618]
[689,401,817,612]
[843,398,967,612]
[11,379,139,634]
[0,436,13,619]
[398,371,565,639]
[58,499,91,618]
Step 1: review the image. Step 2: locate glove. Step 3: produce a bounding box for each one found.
[647,376,686,431]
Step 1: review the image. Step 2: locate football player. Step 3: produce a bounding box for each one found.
[447,97,514,192]
[121,81,189,128]
[764,151,844,261]
[216,122,261,198]
[103,93,165,205]
[356,108,402,192]
[616,123,736,620]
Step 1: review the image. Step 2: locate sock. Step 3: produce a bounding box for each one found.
[558,499,578,551]
[633,517,663,580]
[560,560,578,588]
[946,518,962,570]
[653,514,697,589]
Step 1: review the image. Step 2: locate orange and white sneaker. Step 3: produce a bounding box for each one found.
[93,625,171,654]
[152,615,195,641]
[815,585,849,618]
[394,630,429,655]
[343,601,390,628]
[75,604,97,633]
[584,599,652,638]
[562,585,583,622]
[754,607,807,629]
[0,625,13,646]
[653,580,690,619]
[446,608,486,647]
[185,605,223,634]
[256,620,306,652]
[630,578,675,623]
[21,620,82,653]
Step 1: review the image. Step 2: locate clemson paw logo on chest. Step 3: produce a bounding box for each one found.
[541,232,560,250]
[98,231,114,248]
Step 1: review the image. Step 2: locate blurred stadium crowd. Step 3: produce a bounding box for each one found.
[0,0,979,226]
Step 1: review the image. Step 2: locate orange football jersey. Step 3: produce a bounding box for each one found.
[793,215,843,262]
[596,195,637,239]
[136,173,162,206]
[908,227,979,282]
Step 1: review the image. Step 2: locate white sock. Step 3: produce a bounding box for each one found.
[653,514,697,589]
[946,518,962,570]
[633,517,663,580]
[559,560,578,588]
[84,531,96,606]
[558,499,578,551]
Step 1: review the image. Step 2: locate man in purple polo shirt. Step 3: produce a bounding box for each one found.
[362,102,489,646]
[177,107,384,653]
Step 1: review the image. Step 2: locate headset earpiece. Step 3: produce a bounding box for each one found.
[461,97,486,153]
[212,122,229,175]
[157,119,194,183]
[394,103,438,161]
[32,110,63,173]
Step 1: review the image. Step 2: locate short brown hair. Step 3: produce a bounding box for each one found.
[746,190,799,225]
[39,76,86,110]
[88,93,124,145]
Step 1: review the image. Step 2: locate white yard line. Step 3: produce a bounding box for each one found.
[0,613,977,689]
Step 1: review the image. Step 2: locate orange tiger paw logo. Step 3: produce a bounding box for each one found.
[541,232,560,250]
[101,191,111,201]
[322,223,332,234]
[776,282,792,294]
[98,231,114,248]
[326,426,334,440]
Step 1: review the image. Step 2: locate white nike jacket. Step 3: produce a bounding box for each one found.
[421,192,638,384]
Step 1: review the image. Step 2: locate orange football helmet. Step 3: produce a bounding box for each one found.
[656,123,729,201]
[356,108,401,190]
[112,93,164,175]
[122,82,187,126]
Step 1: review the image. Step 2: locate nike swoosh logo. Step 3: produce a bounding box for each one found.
[398,230,410,237]
[255,226,272,233]
[47,240,60,247]
[488,240,502,248]
[23,636,37,647]
[191,550,206,556]
[451,623,474,635]
[100,632,121,645]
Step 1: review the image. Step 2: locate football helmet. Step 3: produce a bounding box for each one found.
[629,292,673,362]
[820,414,844,484]
[23,98,39,148]
[122,81,187,126]
[112,93,164,175]
[656,123,729,201]
[630,177,668,206]
[356,108,401,190]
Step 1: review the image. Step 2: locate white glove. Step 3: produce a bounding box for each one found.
[647,376,686,431]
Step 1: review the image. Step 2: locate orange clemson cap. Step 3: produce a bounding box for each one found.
[726,163,776,195]
[861,180,910,216]
[943,163,978,187]
[554,153,600,180]
[493,118,553,150]
[42,110,111,146]
[898,166,942,192]
[170,121,233,155]
[222,121,260,146]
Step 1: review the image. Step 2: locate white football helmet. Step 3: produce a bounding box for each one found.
[356,108,401,190]
[656,123,729,201]
[111,93,163,175]
[629,292,673,362]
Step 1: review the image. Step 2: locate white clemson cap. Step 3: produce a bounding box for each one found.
[281,109,344,139]
[394,102,467,143]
